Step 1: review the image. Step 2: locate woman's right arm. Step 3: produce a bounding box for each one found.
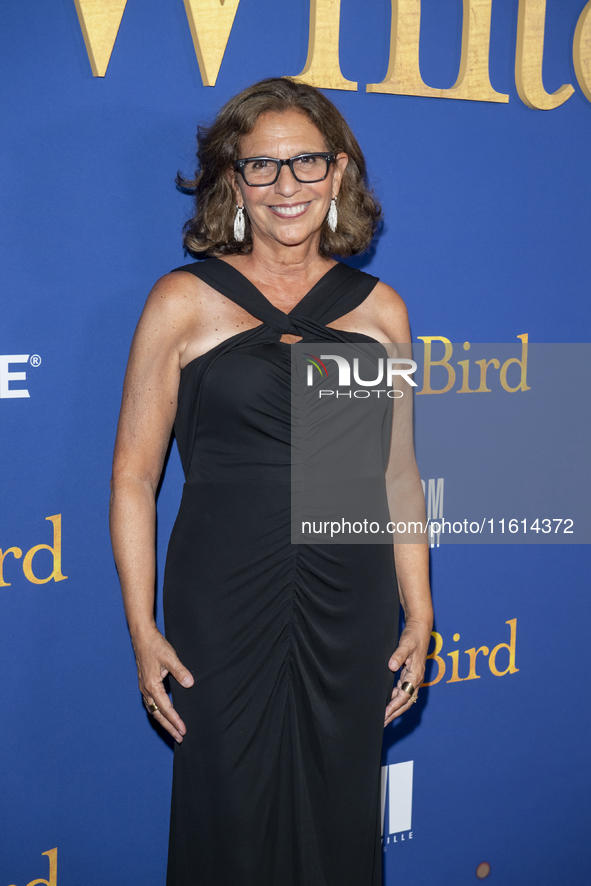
[109,273,198,743]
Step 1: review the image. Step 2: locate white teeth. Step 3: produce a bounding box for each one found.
[270,203,309,216]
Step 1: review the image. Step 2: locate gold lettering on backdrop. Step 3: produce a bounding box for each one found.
[457,343,476,393]
[455,342,503,394]
[292,0,357,91]
[73,0,127,78]
[422,631,446,686]
[416,337,456,395]
[499,333,530,392]
[183,0,241,87]
[416,336,529,393]
[367,0,509,103]
[489,618,519,676]
[474,358,500,392]
[0,547,23,587]
[464,646,490,680]
[574,0,591,103]
[515,0,574,110]
[445,649,464,683]
[22,516,68,585]
[421,621,518,687]
[8,848,58,886]
[456,362,475,393]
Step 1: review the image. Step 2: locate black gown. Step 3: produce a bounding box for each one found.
[163,258,399,886]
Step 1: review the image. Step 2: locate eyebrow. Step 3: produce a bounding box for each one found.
[240,151,326,158]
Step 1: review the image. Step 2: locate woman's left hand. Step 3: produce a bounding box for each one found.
[384,620,432,726]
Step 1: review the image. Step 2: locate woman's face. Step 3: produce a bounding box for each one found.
[230,109,348,252]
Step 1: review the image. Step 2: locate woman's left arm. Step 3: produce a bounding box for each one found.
[367,282,434,725]
[385,544,433,725]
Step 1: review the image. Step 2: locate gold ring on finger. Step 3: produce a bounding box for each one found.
[410,694,418,704]
[148,702,158,714]
[401,682,415,696]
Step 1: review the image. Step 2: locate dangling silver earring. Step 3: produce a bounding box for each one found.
[234,205,245,242]
[327,197,338,233]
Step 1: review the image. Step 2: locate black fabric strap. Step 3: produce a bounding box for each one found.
[170,258,379,332]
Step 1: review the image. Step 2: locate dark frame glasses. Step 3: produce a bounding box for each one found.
[234,152,336,186]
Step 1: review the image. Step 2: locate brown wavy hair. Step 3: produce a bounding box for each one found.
[177,78,381,258]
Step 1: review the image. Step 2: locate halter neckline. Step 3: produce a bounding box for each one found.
[207,257,344,320]
[171,256,380,337]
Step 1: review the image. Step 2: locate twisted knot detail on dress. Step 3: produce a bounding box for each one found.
[170,258,383,482]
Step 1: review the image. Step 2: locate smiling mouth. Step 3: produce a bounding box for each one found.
[268,202,311,218]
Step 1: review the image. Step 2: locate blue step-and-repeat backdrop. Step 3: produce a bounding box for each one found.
[1,1,590,884]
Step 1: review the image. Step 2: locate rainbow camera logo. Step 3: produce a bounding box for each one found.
[304,353,329,385]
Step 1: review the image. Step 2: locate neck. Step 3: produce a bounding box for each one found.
[241,231,334,289]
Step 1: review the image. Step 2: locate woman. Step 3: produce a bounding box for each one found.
[110,77,433,886]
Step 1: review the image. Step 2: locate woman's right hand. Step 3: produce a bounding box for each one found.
[132,627,194,743]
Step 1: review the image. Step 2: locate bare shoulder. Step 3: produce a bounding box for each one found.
[134,267,263,368]
[139,270,204,328]
[365,280,411,344]
[370,281,408,315]
[130,269,212,359]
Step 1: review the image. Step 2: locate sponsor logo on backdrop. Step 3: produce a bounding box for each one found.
[416,335,530,394]
[381,761,413,846]
[0,515,67,587]
[423,619,518,686]
[0,354,41,399]
[422,478,444,547]
[7,847,57,886]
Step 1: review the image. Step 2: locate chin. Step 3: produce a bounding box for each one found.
[270,223,321,245]
[275,234,315,248]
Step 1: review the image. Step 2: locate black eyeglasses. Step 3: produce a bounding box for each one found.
[234,152,336,187]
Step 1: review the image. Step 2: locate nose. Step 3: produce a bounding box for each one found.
[273,162,301,197]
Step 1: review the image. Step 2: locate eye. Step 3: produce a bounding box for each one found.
[296,155,319,167]
[250,159,273,171]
